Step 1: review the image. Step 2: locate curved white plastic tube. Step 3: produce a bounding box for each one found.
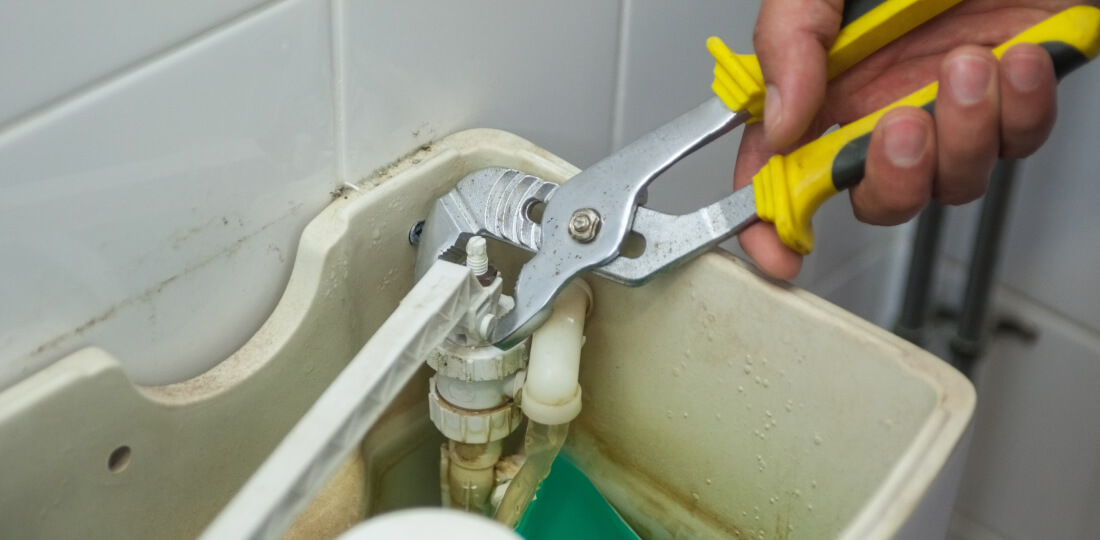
[520,280,591,425]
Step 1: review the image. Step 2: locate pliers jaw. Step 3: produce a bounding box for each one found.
[416,100,751,348]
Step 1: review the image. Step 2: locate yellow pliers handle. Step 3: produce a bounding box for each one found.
[751,6,1100,254]
[709,0,966,119]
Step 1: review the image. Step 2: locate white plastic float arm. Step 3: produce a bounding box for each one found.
[201,260,488,540]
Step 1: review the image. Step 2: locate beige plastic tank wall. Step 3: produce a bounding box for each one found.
[0,130,974,540]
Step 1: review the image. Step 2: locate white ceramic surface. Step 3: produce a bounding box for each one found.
[0,0,337,389]
[335,0,622,179]
[0,0,274,128]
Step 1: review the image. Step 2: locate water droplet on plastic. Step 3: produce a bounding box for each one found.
[814,434,823,445]
[807,504,814,511]
[683,412,689,419]
[737,385,745,393]
[692,492,700,502]
[762,378,770,388]
[666,410,673,419]
[744,365,752,374]
[706,478,713,485]
[672,368,681,377]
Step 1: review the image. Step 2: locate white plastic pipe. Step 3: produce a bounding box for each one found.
[520,280,591,425]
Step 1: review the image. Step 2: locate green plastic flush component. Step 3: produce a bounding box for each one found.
[516,456,639,540]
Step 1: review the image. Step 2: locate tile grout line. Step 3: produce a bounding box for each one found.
[0,0,294,145]
[937,255,1100,350]
[329,0,349,184]
[609,0,633,152]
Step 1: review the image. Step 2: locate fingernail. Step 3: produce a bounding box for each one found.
[765,84,783,135]
[947,54,993,105]
[1005,49,1045,92]
[883,116,927,168]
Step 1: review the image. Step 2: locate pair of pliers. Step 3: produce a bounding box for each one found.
[418,2,1100,349]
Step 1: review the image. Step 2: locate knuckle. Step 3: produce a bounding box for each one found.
[935,179,989,206]
[883,193,926,222]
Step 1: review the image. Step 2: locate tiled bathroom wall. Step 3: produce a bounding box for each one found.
[0,0,338,387]
[1,1,1097,538]
[937,63,1100,540]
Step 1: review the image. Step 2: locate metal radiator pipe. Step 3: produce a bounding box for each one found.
[950,160,1018,376]
[895,202,945,346]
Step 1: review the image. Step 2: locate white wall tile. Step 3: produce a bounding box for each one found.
[0,0,337,390]
[951,289,1100,540]
[336,0,622,180]
[0,0,274,128]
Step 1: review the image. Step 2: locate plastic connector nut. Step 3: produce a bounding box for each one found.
[429,378,522,444]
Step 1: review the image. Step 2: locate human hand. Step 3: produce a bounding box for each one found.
[736,0,1094,279]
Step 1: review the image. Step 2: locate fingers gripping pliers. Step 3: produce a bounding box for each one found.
[414,2,1100,349]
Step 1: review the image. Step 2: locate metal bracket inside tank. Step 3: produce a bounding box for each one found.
[414,168,556,280]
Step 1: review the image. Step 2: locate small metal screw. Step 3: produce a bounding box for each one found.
[568,208,601,243]
[408,220,425,245]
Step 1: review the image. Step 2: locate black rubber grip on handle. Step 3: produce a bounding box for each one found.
[829,40,1090,191]
[841,0,892,26]
[1043,41,1090,79]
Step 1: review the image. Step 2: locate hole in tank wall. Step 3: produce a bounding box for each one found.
[108,445,131,473]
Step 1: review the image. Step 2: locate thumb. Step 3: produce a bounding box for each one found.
[754,0,843,148]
